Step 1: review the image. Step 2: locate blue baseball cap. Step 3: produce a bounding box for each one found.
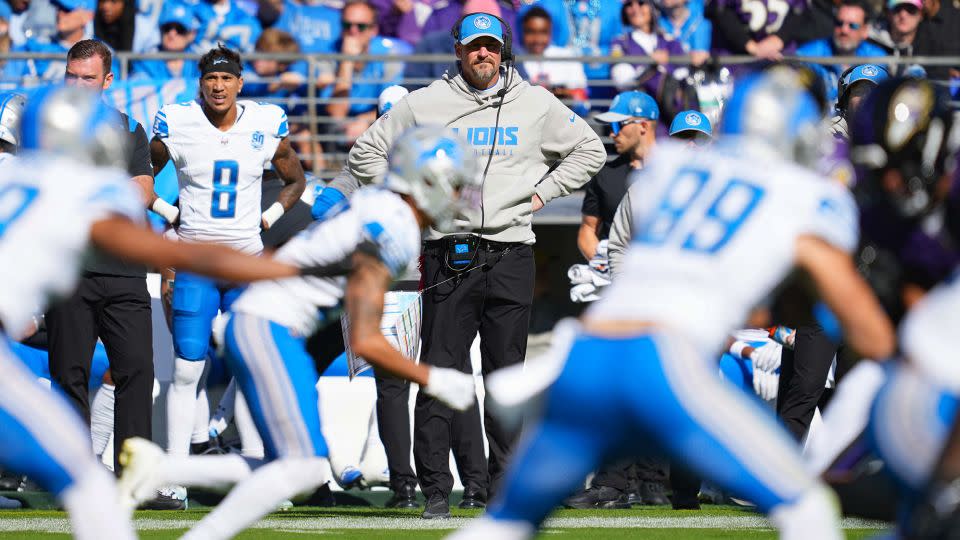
[50,0,94,12]
[669,110,712,138]
[458,13,505,45]
[595,91,660,123]
[159,3,199,32]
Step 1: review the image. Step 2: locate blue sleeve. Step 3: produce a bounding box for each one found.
[691,18,712,52]
[362,220,408,277]
[276,109,289,138]
[311,187,346,221]
[153,107,170,139]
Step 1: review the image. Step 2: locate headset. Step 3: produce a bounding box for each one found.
[444,12,516,276]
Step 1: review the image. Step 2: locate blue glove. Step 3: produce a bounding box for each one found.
[311,187,346,221]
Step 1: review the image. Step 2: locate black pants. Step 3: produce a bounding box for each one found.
[46,274,154,474]
[776,324,838,442]
[593,457,668,492]
[375,371,416,491]
[414,242,535,499]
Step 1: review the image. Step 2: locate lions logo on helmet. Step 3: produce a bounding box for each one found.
[383,126,482,232]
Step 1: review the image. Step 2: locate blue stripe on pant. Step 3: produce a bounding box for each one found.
[488,332,813,527]
[172,272,245,360]
[223,312,328,460]
[0,335,94,495]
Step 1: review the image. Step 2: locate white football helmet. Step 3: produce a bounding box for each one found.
[383,126,482,231]
[0,93,27,149]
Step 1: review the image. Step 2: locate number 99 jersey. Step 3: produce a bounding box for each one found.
[153,100,288,253]
[0,154,143,338]
[587,140,859,355]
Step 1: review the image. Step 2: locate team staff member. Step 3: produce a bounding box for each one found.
[321,11,605,519]
[46,40,170,478]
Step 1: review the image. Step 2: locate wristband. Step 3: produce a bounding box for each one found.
[261,202,285,228]
[151,198,180,224]
[729,341,749,359]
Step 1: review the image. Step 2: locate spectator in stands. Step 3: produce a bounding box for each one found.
[369,0,440,44]
[873,0,951,77]
[4,0,31,46]
[193,0,262,52]
[243,28,325,171]
[403,0,526,91]
[94,0,135,50]
[521,6,589,115]
[610,0,686,94]
[706,0,808,61]
[1,0,94,82]
[922,0,960,75]
[525,0,624,82]
[130,2,200,80]
[0,3,10,75]
[323,0,404,143]
[796,0,887,101]
[656,0,710,65]
[266,0,341,54]
[421,0,517,36]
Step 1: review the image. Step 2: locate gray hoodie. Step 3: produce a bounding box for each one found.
[329,67,606,244]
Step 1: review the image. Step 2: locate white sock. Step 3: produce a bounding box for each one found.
[769,485,842,540]
[90,384,115,458]
[235,390,264,459]
[61,465,136,540]
[166,358,206,456]
[192,386,211,446]
[359,407,388,484]
[804,361,887,475]
[158,453,257,491]
[183,457,329,540]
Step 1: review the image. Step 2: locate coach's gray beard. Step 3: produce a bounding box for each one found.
[468,62,498,89]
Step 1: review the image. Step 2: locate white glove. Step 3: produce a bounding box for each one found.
[750,341,782,372]
[752,368,779,401]
[423,367,476,411]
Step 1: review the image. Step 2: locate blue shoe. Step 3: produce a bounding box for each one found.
[338,466,364,490]
[0,495,21,510]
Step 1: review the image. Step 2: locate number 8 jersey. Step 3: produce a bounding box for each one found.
[588,140,859,355]
[153,99,288,254]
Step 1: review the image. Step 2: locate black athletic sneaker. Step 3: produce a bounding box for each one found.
[421,493,451,519]
[640,481,670,505]
[386,484,420,509]
[564,486,630,509]
[140,491,186,511]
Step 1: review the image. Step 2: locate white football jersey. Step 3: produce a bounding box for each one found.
[0,153,143,337]
[588,140,859,355]
[900,274,960,391]
[153,99,288,253]
[232,187,422,336]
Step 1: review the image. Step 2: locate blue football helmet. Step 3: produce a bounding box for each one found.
[383,126,482,231]
[720,71,822,169]
[19,85,127,169]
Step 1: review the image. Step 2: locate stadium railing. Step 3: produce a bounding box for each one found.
[1,51,957,182]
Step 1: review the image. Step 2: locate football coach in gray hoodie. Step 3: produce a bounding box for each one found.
[318,11,605,519]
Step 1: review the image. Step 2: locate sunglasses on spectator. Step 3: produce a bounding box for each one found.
[609,119,643,135]
[892,4,920,14]
[672,130,711,145]
[834,19,863,29]
[342,21,373,31]
[161,22,189,35]
[625,0,648,5]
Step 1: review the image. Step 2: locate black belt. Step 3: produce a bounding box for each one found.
[425,238,521,252]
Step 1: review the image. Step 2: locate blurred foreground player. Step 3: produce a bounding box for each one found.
[449,71,896,540]
[117,127,483,540]
[0,86,302,539]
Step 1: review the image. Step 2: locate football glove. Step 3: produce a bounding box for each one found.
[750,341,783,372]
[753,367,779,401]
[423,367,476,411]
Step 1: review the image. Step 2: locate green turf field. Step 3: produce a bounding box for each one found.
[0,506,888,538]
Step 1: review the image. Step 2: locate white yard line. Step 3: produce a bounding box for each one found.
[0,516,885,533]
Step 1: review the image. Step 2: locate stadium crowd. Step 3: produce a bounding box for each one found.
[2,0,960,539]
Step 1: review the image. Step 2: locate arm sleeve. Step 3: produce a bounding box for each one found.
[607,187,634,276]
[128,121,153,178]
[534,93,607,205]
[345,97,418,185]
[581,177,602,217]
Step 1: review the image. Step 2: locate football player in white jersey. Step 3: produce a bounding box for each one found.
[150,45,307,474]
[0,86,306,539]
[0,93,24,167]
[448,71,896,540]
[116,127,482,540]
